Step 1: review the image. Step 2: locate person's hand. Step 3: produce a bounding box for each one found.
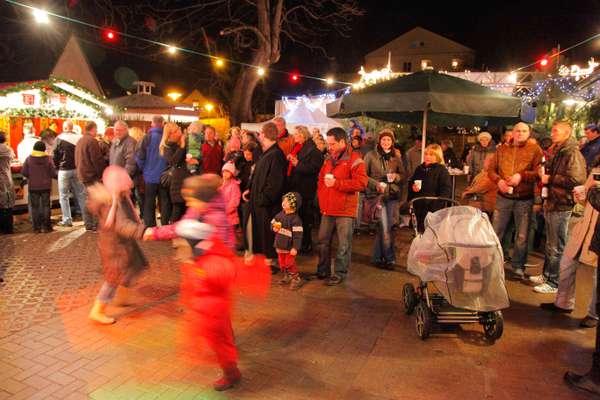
[290,248,297,256]
[540,174,550,185]
[272,222,281,232]
[498,179,510,193]
[509,173,522,186]
[290,156,298,167]
[412,183,421,192]
[143,228,154,241]
[242,189,250,202]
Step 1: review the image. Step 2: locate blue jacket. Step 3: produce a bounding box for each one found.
[580,136,600,172]
[136,127,167,184]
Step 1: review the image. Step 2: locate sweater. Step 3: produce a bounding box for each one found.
[271,210,303,252]
[136,127,167,184]
[22,152,57,191]
[201,141,224,174]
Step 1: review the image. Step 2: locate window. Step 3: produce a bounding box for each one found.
[421,59,432,70]
[403,62,412,72]
[451,59,461,69]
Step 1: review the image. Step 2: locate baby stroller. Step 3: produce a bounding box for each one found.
[404,197,509,342]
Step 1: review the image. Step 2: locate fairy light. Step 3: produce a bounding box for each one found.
[214,58,225,68]
[257,67,266,76]
[32,8,49,24]
[325,77,334,86]
[167,45,177,55]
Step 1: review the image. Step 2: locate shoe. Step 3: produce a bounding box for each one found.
[213,366,241,391]
[533,283,558,294]
[383,261,395,270]
[112,286,135,307]
[88,300,115,325]
[508,269,525,281]
[529,274,546,285]
[372,261,383,269]
[315,272,329,280]
[580,316,599,328]
[57,221,73,227]
[326,275,344,286]
[289,273,304,290]
[564,371,600,396]
[41,226,53,233]
[33,227,41,233]
[85,226,97,232]
[278,272,291,285]
[540,302,572,314]
[300,244,313,255]
[270,265,279,275]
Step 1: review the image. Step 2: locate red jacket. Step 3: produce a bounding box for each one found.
[317,147,368,217]
[201,141,223,174]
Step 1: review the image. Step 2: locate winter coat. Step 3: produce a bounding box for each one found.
[364,147,405,201]
[277,129,295,157]
[201,141,224,174]
[53,132,81,170]
[22,152,57,192]
[136,127,167,184]
[87,185,148,286]
[286,139,324,208]
[220,179,241,226]
[317,147,368,217]
[586,186,600,257]
[162,142,190,204]
[408,162,452,232]
[0,144,15,209]
[75,134,107,185]
[468,142,496,179]
[237,159,254,194]
[488,140,544,200]
[462,170,497,213]
[564,174,599,266]
[580,136,600,171]
[405,144,422,178]
[271,210,303,252]
[249,143,287,258]
[109,134,138,177]
[544,137,587,212]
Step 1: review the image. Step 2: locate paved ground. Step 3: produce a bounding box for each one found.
[0,217,597,399]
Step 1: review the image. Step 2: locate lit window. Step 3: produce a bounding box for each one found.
[421,60,432,70]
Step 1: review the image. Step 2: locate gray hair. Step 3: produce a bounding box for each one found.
[114,120,129,129]
[63,120,74,132]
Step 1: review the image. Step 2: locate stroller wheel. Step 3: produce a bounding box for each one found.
[415,301,433,340]
[403,283,417,315]
[483,311,504,341]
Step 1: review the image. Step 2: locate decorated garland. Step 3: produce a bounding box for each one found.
[0,107,91,119]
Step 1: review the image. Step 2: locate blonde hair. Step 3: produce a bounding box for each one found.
[159,122,181,156]
[129,126,144,143]
[187,121,204,134]
[424,144,445,165]
[229,126,241,139]
[294,125,311,141]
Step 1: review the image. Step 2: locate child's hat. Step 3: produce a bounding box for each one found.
[33,141,46,152]
[282,192,302,210]
[222,161,237,176]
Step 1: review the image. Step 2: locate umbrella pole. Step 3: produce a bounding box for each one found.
[421,104,429,163]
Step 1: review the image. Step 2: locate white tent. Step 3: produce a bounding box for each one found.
[241,101,342,134]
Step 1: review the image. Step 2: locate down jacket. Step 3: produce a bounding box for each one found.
[544,137,586,212]
[488,140,543,200]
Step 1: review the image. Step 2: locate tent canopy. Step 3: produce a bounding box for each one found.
[328,70,522,126]
[242,101,341,133]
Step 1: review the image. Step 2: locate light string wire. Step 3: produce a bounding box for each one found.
[4,0,354,86]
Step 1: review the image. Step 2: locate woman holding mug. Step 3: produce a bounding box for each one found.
[408,144,452,233]
[159,123,190,222]
[364,129,404,268]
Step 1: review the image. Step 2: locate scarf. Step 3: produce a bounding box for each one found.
[287,142,304,176]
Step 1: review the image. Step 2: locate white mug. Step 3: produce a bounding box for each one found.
[414,180,422,191]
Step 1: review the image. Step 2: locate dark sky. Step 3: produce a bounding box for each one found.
[1,0,600,108]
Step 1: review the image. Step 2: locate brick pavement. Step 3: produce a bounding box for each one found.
[0,224,597,399]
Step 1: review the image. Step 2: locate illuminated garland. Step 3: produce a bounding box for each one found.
[0,107,90,119]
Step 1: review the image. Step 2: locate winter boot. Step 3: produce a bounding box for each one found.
[213,365,241,391]
[290,273,304,290]
[88,300,115,325]
[278,271,291,285]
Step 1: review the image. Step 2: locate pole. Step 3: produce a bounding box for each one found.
[421,104,428,163]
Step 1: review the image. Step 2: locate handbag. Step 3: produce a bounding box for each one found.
[362,194,383,224]
[160,167,175,188]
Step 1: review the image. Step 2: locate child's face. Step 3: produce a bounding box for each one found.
[243,150,253,161]
[223,170,232,180]
[282,198,293,212]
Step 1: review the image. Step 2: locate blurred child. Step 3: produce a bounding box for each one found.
[86,166,148,324]
[271,192,304,290]
[220,162,241,227]
[21,141,57,233]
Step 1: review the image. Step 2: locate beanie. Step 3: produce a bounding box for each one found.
[33,141,46,152]
[282,192,302,210]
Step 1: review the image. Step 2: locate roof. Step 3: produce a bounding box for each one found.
[110,93,176,109]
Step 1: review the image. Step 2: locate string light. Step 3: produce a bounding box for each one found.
[166,45,177,55]
[204,103,214,112]
[257,67,266,76]
[32,8,49,24]
[214,58,225,68]
[325,77,334,86]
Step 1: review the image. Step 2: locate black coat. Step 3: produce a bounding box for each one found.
[286,140,324,204]
[587,186,600,256]
[249,143,287,258]
[163,142,190,204]
[408,163,452,233]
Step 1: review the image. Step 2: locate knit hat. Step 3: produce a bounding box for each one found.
[282,192,302,211]
[33,141,46,152]
[477,131,492,141]
[378,129,395,144]
[586,123,599,132]
[183,174,222,202]
[222,161,237,176]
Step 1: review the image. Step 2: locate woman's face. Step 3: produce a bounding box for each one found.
[169,127,182,142]
[352,128,361,138]
[479,137,491,147]
[294,130,306,144]
[424,151,437,165]
[243,150,253,161]
[380,136,393,151]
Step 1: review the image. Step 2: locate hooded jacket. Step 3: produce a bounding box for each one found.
[136,127,167,184]
[545,137,587,212]
[53,132,81,170]
[0,143,15,209]
[271,193,303,252]
[22,151,57,191]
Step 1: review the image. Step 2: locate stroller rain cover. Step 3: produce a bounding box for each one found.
[407,206,510,312]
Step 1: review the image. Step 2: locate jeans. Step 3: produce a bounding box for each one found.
[29,190,51,230]
[354,192,365,230]
[316,215,354,277]
[171,202,186,223]
[97,281,117,304]
[143,183,171,227]
[492,196,533,271]
[554,255,598,318]
[298,197,314,249]
[58,169,89,225]
[542,210,572,288]
[373,200,397,264]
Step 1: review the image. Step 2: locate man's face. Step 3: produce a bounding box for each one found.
[512,123,530,144]
[274,119,285,133]
[326,136,345,154]
[205,128,216,142]
[504,130,513,143]
[551,124,571,144]
[114,125,128,140]
[89,127,98,138]
[585,128,599,141]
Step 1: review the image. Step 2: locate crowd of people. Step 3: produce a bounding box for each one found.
[2,115,600,390]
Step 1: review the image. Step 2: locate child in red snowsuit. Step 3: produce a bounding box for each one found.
[145,174,269,391]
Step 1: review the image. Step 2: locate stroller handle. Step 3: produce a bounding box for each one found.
[408,196,460,213]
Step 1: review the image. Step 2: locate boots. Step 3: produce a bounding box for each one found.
[290,273,304,290]
[112,286,135,307]
[88,300,115,325]
[278,271,291,285]
[213,365,241,391]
